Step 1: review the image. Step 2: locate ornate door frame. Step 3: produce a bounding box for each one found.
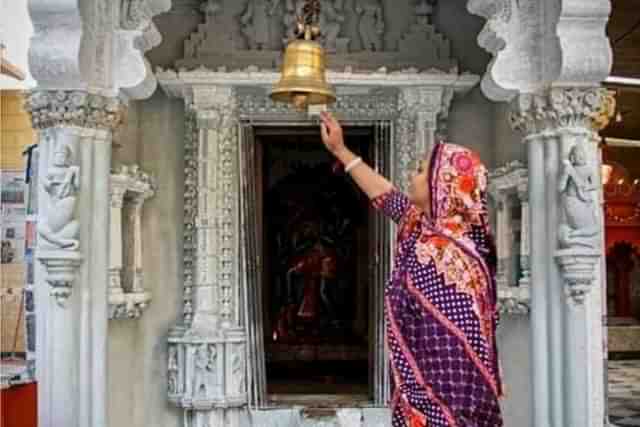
[159,69,476,417]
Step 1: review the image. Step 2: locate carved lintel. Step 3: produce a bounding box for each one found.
[37,251,84,307]
[555,249,600,304]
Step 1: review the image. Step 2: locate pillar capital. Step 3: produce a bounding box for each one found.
[508,88,609,136]
[24,90,127,131]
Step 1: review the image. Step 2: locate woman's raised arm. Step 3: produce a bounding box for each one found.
[320,111,393,200]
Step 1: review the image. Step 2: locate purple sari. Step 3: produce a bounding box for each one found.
[372,142,503,427]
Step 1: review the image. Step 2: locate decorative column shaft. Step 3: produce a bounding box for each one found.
[168,87,248,427]
[25,90,125,427]
[510,87,608,427]
[396,87,454,190]
[517,182,531,288]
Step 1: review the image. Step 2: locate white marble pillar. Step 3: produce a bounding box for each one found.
[511,88,608,427]
[109,185,126,305]
[517,183,531,288]
[26,90,124,427]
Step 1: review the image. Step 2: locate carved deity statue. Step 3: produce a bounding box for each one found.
[241,0,281,50]
[168,346,179,394]
[38,143,80,250]
[193,344,211,398]
[201,0,222,20]
[415,0,436,26]
[558,144,601,249]
[318,0,345,52]
[231,348,245,394]
[355,0,385,51]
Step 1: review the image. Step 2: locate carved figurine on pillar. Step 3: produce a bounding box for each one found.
[38,143,80,250]
[241,0,281,50]
[558,144,601,250]
[168,345,179,394]
[194,344,213,398]
[355,0,384,51]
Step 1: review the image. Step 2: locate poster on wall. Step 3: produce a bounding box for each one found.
[1,170,26,266]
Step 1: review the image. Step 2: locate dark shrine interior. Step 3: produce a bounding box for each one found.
[254,126,375,397]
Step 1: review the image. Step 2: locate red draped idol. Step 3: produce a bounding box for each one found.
[372,142,503,427]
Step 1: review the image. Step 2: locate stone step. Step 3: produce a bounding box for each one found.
[249,407,389,427]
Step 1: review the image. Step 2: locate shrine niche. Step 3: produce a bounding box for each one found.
[176,0,456,72]
[159,57,477,417]
[257,129,373,396]
[488,161,531,315]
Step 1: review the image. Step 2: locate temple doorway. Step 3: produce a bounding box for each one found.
[240,123,393,406]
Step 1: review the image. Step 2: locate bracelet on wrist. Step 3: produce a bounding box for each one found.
[344,157,363,173]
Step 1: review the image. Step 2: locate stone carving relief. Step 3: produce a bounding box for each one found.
[194,344,217,398]
[39,143,80,252]
[397,0,454,71]
[355,0,384,51]
[25,91,126,130]
[467,0,612,101]
[319,0,347,53]
[168,345,181,395]
[240,0,282,50]
[36,139,84,306]
[557,144,600,250]
[168,332,247,411]
[230,345,245,395]
[509,88,606,305]
[120,0,153,30]
[176,0,457,72]
[109,164,155,319]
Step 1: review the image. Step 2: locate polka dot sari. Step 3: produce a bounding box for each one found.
[372,142,503,427]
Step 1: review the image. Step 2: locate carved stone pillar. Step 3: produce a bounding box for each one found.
[517,181,531,289]
[510,87,608,427]
[25,90,125,427]
[395,86,454,189]
[168,87,248,427]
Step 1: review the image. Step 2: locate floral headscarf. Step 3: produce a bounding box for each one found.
[428,142,490,240]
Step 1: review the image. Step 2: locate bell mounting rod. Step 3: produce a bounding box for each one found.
[296,0,322,41]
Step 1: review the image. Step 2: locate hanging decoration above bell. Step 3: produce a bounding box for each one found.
[270,0,336,111]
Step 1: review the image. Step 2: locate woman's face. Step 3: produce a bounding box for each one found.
[409,159,430,213]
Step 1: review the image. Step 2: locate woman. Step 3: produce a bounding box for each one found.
[319,112,503,427]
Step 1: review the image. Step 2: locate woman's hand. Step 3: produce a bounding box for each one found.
[320,112,346,157]
[318,111,393,200]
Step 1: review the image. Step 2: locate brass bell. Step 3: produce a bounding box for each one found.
[270,38,336,111]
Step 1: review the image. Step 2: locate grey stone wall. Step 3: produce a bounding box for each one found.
[108,91,185,427]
